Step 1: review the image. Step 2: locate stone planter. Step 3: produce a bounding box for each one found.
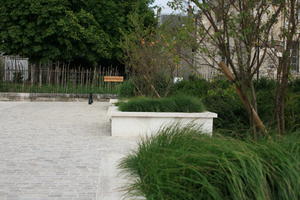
[108,103,218,137]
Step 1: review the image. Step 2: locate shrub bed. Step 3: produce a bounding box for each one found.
[169,79,210,98]
[118,77,300,133]
[120,126,300,200]
[117,80,135,98]
[118,95,205,113]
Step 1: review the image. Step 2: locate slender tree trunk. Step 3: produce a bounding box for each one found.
[143,75,161,98]
[275,59,289,135]
[250,81,258,135]
[219,62,267,134]
[274,0,298,134]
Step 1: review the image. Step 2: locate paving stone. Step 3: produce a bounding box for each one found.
[0,102,137,200]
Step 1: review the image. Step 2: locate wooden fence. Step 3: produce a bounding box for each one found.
[0,63,123,94]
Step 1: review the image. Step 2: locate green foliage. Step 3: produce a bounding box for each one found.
[169,77,232,99]
[209,78,232,90]
[167,77,298,133]
[121,12,195,97]
[86,0,155,61]
[289,78,300,93]
[253,78,300,131]
[256,89,276,127]
[0,0,155,65]
[170,79,209,97]
[285,93,300,131]
[120,126,300,200]
[129,69,173,98]
[254,77,276,90]
[0,0,110,64]
[254,78,277,128]
[203,86,249,131]
[118,95,205,113]
[0,82,119,94]
[117,80,135,98]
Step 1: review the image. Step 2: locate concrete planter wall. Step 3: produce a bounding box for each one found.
[108,105,218,137]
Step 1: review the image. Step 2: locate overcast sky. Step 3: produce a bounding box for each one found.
[152,0,174,14]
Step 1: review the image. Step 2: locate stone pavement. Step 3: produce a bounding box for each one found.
[0,102,138,200]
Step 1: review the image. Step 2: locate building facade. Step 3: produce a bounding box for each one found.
[192,1,300,80]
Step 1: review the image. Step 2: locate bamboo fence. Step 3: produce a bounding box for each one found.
[0,62,122,94]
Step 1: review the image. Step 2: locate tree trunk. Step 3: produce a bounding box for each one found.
[274,0,298,135]
[275,59,289,135]
[219,62,267,134]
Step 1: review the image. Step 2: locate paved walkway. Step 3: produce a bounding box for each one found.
[0,102,138,200]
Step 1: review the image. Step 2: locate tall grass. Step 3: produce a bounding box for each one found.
[120,126,300,200]
[118,95,205,113]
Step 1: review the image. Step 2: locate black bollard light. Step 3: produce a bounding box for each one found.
[88,93,93,105]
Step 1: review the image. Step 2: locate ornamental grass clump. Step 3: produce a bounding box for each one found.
[120,126,300,200]
[118,95,205,113]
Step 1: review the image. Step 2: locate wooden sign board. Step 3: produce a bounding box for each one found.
[104,76,124,82]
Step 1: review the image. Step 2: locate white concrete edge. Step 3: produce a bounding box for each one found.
[109,99,119,105]
[106,106,114,121]
[109,106,218,118]
[109,98,128,105]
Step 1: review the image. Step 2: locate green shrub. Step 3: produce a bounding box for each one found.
[117,80,135,98]
[253,78,277,128]
[169,78,249,133]
[285,94,300,131]
[120,126,300,200]
[118,95,205,113]
[253,78,300,131]
[254,77,276,91]
[169,79,209,98]
[152,72,173,97]
[210,78,232,90]
[254,78,299,131]
[256,89,276,127]
[128,72,173,98]
[0,83,118,94]
[289,78,300,93]
[169,78,231,98]
[200,77,299,133]
[202,86,249,130]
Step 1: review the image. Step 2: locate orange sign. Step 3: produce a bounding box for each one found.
[104,76,124,82]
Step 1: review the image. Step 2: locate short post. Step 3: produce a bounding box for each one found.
[88,93,93,105]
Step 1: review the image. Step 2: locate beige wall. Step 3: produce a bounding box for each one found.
[194,3,300,79]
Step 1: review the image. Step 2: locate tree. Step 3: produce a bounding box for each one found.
[169,0,285,135]
[121,15,178,97]
[0,0,155,66]
[86,0,156,64]
[273,0,300,134]
[0,0,110,64]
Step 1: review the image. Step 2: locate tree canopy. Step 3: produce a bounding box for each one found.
[0,0,155,65]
